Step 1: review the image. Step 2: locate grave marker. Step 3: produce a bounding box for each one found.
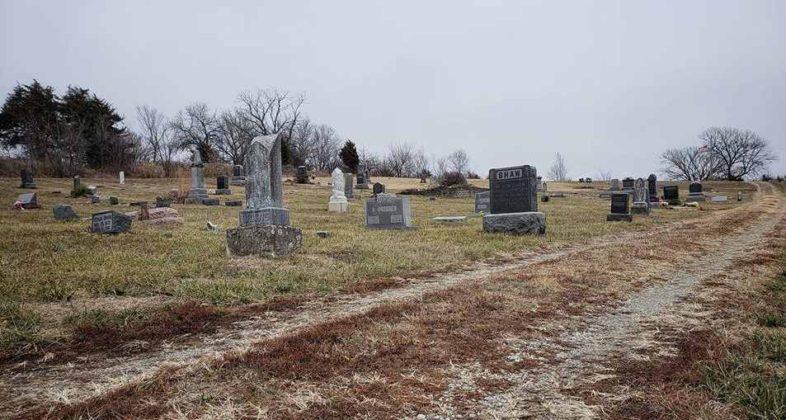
[607,193,632,222]
[663,185,680,205]
[344,173,354,199]
[631,178,650,215]
[90,211,132,234]
[328,168,349,212]
[483,165,545,234]
[20,169,37,189]
[365,193,412,229]
[474,191,490,213]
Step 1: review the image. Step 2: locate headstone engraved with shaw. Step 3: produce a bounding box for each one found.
[215,175,232,195]
[344,173,354,199]
[226,133,302,258]
[483,165,546,234]
[663,185,680,205]
[365,193,412,229]
[607,193,632,222]
[474,191,490,213]
[328,168,349,212]
[631,178,650,215]
[185,149,210,204]
[687,182,704,202]
[20,169,37,189]
[90,210,132,234]
[647,174,658,203]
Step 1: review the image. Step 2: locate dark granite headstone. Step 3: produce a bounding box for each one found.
[356,165,370,189]
[607,193,632,222]
[622,177,634,191]
[488,165,538,214]
[663,185,680,205]
[372,182,385,196]
[365,193,412,229]
[16,192,40,209]
[20,169,37,189]
[109,196,119,205]
[53,204,78,221]
[343,173,354,199]
[585,177,592,183]
[225,200,242,207]
[215,175,231,194]
[233,165,243,177]
[647,174,658,202]
[609,179,621,191]
[689,182,702,193]
[474,191,490,213]
[90,211,132,234]
[296,166,309,184]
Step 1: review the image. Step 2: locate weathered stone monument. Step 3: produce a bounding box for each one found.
[295,166,309,184]
[647,174,658,203]
[343,172,354,199]
[687,181,704,202]
[365,193,412,229]
[226,134,302,258]
[356,165,370,189]
[71,176,81,196]
[230,165,246,186]
[53,204,79,221]
[90,210,132,234]
[663,185,680,205]
[483,165,546,234]
[631,178,650,215]
[19,169,37,189]
[215,175,232,195]
[607,192,632,222]
[610,179,621,191]
[328,168,349,213]
[119,171,125,185]
[186,149,209,204]
[474,191,490,213]
[372,182,385,196]
[622,177,634,192]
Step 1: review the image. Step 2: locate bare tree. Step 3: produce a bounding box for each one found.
[660,146,719,181]
[170,102,221,162]
[597,170,612,181]
[385,142,417,177]
[289,118,315,167]
[136,105,169,164]
[309,123,341,171]
[446,149,470,175]
[700,127,775,180]
[237,88,304,139]
[547,153,568,181]
[216,109,254,165]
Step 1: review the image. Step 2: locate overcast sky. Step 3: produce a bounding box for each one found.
[1,0,784,178]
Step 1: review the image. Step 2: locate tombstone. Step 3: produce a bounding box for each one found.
[86,185,98,196]
[328,168,349,213]
[109,196,119,205]
[647,174,658,203]
[202,198,220,206]
[737,191,743,202]
[155,196,171,208]
[71,176,82,196]
[19,169,37,189]
[609,179,621,191]
[537,176,544,192]
[343,173,354,199]
[90,211,132,234]
[365,193,412,229]
[483,165,546,234]
[230,165,246,186]
[474,191,490,213]
[687,181,704,202]
[53,204,79,221]
[585,177,592,184]
[579,178,585,183]
[607,192,632,222]
[215,175,232,195]
[631,178,650,215]
[16,192,40,209]
[372,182,385,196]
[295,166,309,184]
[356,165,370,189]
[226,133,302,258]
[139,202,150,220]
[90,195,100,204]
[119,171,125,185]
[622,177,634,192]
[663,185,680,205]
[185,149,209,204]
[225,200,242,207]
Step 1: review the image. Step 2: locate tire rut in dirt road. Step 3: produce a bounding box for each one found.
[0,190,764,415]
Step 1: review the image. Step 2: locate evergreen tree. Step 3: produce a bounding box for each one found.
[339,140,360,173]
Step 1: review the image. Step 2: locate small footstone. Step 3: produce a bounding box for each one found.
[225,200,242,207]
[316,230,331,238]
[206,221,221,232]
[90,195,100,204]
[202,198,220,206]
[606,213,633,222]
[433,216,466,223]
[109,196,119,205]
[541,195,550,202]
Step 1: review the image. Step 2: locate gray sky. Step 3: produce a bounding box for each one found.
[2,0,784,178]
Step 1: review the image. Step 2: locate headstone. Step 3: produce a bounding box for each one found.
[90,195,100,204]
[139,202,150,220]
[119,171,125,185]
[71,176,82,196]
[295,166,309,184]
[542,181,548,192]
[356,165,370,189]
[585,177,592,183]
[226,133,302,258]
[90,211,132,234]
[711,195,728,203]
[420,174,427,183]
[537,176,544,192]
[16,192,40,209]
[328,168,349,213]
[155,196,171,208]
[316,231,331,238]
[607,192,632,222]
[19,169,37,189]
[185,149,209,204]
[631,178,650,215]
[230,165,246,186]
[483,165,546,234]
[687,181,704,202]
[86,186,98,196]
[663,185,680,205]
[622,177,634,192]
[647,174,658,203]
[365,193,413,229]
[225,200,242,207]
[609,179,621,192]
[474,191,490,213]
[579,178,585,183]
[372,182,385,196]
[203,198,220,206]
[737,191,743,202]
[109,196,119,205]
[215,175,232,195]
[53,204,78,221]
[344,173,354,199]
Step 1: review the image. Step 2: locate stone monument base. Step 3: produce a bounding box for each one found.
[230,177,246,186]
[483,212,546,235]
[328,200,349,213]
[20,182,37,189]
[686,194,705,202]
[631,203,650,215]
[215,188,232,195]
[356,184,369,190]
[606,213,633,222]
[185,188,209,204]
[226,225,302,258]
[240,207,290,226]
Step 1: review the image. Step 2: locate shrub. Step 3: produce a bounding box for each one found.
[467,171,480,179]
[440,171,468,187]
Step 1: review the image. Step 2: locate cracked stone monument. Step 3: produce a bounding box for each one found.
[226,134,302,258]
[687,181,704,202]
[607,192,632,222]
[483,165,546,235]
[186,149,209,204]
[20,168,37,189]
[631,178,650,215]
[329,168,349,212]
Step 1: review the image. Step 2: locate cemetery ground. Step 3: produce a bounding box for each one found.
[0,176,783,417]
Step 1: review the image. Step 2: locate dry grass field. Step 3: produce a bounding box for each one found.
[3,175,779,418]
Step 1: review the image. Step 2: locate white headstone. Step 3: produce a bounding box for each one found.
[329,168,349,212]
[119,171,125,185]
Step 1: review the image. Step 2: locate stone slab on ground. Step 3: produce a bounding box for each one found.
[53,204,79,221]
[90,211,133,234]
[433,216,466,222]
[606,213,633,222]
[226,225,303,258]
[483,212,546,234]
